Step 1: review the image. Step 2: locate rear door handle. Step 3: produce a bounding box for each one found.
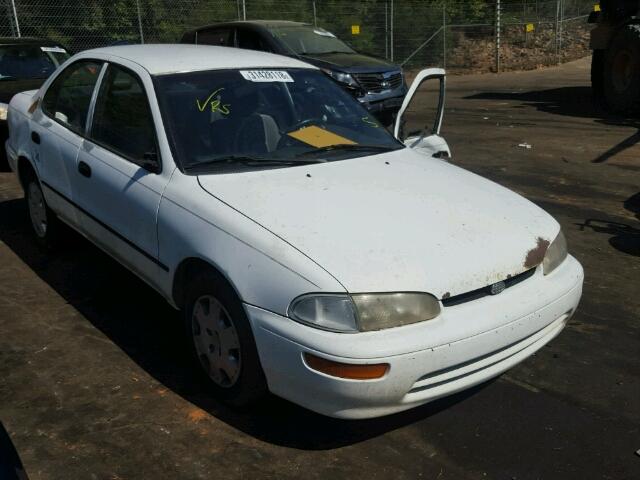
[78,160,91,178]
[31,131,40,144]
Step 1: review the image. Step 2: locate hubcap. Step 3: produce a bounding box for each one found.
[27,182,47,238]
[612,50,634,93]
[191,295,241,388]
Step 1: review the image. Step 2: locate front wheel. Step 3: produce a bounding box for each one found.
[183,271,268,407]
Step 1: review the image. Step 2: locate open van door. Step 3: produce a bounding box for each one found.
[393,68,450,159]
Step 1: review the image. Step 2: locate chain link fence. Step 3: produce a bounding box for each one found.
[0,0,594,74]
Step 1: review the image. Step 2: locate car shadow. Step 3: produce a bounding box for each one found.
[575,217,640,257]
[0,421,29,480]
[0,197,488,450]
[624,191,640,221]
[463,86,640,164]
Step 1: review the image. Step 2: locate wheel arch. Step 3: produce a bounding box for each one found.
[16,155,38,191]
[172,257,244,310]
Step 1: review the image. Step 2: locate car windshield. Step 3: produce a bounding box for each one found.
[154,68,403,173]
[0,44,69,80]
[270,26,354,55]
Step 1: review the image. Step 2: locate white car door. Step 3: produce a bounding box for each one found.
[32,60,104,227]
[72,61,170,289]
[393,68,451,159]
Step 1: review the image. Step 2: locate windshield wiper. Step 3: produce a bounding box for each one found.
[296,144,400,158]
[183,155,324,172]
[0,75,15,81]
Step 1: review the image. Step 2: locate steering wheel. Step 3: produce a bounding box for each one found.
[234,115,265,154]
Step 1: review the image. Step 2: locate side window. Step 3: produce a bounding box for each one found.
[237,28,271,51]
[196,28,235,47]
[42,60,102,134]
[90,64,157,165]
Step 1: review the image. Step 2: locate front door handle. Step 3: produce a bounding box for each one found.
[78,160,91,178]
[31,131,40,144]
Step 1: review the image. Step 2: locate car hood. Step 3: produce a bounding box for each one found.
[0,78,46,103]
[297,52,398,73]
[197,149,558,298]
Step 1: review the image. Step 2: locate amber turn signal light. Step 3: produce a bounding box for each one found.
[303,353,389,380]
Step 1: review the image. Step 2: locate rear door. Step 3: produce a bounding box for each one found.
[73,61,169,288]
[33,59,103,226]
[393,68,450,159]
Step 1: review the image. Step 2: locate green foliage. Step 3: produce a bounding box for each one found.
[7,0,592,61]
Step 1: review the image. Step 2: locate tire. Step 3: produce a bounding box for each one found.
[183,270,268,407]
[23,173,64,249]
[591,49,605,108]
[603,24,640,113]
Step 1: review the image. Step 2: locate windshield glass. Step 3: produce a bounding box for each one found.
[154,68,403,173]
[0,44,70,80]
[270,26,354,55]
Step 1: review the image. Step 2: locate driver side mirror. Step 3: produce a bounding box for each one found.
[140,151,160,173]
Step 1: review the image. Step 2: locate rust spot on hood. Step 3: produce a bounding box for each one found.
[524,237,550,269]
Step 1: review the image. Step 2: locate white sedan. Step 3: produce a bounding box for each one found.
[5,45,583,419]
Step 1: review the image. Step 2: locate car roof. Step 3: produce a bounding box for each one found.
[78,44,317,75]
[186,20,310,32]
[0,36,64,46]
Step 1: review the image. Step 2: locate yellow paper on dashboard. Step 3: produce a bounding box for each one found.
[287,125,356,148]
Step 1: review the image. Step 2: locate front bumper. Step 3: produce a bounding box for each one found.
[360,95,404,115]
[357,90,406,116]
[246,255,584,419]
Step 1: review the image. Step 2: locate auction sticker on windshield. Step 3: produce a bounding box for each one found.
[240,70,294,82]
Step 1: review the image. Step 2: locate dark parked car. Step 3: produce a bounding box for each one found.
[0,37,70,166]
[181,21,407,125]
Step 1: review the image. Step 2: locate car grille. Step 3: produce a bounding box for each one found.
[406,312,569,396]
[353,71,403,93]
[442,267,536,307]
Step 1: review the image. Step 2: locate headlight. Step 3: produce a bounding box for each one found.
[0,102,8,121]
[321,69,358,87]
[543,230,568,275]
[288,292,441,333]
[352,293,441,331]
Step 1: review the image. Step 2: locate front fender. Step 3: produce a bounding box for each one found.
[157,173,345,315]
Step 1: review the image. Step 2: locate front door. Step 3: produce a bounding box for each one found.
[393,68,451,159]
[73,62,168,289]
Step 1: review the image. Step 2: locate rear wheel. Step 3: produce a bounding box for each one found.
[603,24,640,113]
[24,174,63,249]
[183,271,268,407]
